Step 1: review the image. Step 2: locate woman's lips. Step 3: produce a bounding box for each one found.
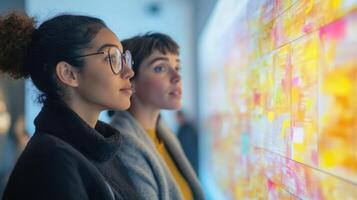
[120,87,133,96]
[169,89,182,97]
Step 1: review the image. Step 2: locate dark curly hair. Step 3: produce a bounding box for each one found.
[0,12,107,103]
[121,32,179,79]
[0,12,35,79]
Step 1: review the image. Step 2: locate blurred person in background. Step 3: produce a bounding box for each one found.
[110,33,204,200]
[0,89,15,197]
[13,115,29,153]
[0,90,11,137]
[176,110,199,175]
[0,12,138,199]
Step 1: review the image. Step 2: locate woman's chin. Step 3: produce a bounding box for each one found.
[163,103,182,110]
[110,101,131,111]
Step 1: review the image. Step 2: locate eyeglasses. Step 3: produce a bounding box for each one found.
[72,47,133,75]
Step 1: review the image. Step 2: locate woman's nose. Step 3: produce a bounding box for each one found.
[121,63,134,80]
[171,69,181,83]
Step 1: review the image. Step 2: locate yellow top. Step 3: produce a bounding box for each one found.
[146,129,193,200]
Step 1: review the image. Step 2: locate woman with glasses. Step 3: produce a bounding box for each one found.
[110,33,205,200]
[0,12,137,199]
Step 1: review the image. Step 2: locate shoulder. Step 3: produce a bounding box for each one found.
[8,131,99,183]
[110,111,134,128]
[110,111,152,145]
[23,132,85,162]
[3,132,104,199]
[110,113,160,174]
[110,111,164,168]
[16,133,88,176]
[111,111,138,137]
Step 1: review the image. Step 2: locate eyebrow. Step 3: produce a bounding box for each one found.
[148,56,180,66]
[96,44,122,53]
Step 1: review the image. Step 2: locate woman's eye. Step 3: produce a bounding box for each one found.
[110,54,117,62]
[153,66,166,73]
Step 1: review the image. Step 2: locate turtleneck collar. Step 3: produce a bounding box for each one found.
[34,98,122,163]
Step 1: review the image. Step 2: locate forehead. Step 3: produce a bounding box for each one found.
[143,51,179,65]
[89,28,123,52]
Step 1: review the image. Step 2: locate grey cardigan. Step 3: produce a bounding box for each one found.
[110,111,205,200]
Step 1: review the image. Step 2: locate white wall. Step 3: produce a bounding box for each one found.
[24,0,195,134]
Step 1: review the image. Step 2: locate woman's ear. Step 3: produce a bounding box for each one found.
[55,61,79,87]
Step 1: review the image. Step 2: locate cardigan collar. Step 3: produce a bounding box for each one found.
[34,98,121,163]
[111,111,205,199]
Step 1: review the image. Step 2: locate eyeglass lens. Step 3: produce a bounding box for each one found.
[108,48,132,74]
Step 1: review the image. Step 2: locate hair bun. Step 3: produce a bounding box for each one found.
[0,12,36,79]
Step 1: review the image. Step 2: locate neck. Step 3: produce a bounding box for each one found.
[64,97,100,128]
[128,97,160,130]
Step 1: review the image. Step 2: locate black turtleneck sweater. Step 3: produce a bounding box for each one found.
[2,99,138,200]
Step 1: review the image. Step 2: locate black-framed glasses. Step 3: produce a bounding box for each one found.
[72,47,133,75]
